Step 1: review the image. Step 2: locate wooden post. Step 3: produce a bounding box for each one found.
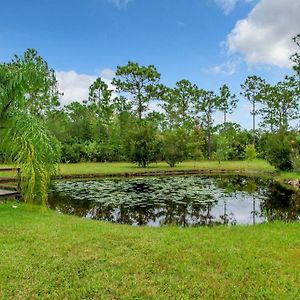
[17,168,21,193]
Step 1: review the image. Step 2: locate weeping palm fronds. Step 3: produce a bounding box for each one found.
[2,113,60,205]
[0,49,60,205]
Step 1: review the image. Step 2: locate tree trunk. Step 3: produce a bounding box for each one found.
[252,101,256,146]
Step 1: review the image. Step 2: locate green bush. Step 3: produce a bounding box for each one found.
[124,122,160,168]
[245,144,257,162]
[61,143,86,163]
[265,134,293,171]
[162,129,188,167]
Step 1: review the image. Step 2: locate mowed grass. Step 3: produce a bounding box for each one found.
[58,159,275,175]
[0,202,299,299]
[58,160,300,181]
[0,160,299,185]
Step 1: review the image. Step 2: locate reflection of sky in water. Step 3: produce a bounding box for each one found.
[49,176,299,227]
[212,196,265,225]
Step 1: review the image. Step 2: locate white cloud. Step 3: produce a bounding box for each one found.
[214,0,253,15]
[98,68,115,80]
[226,0,300,68]
[214,0,238,15]
[107,0,133,9]
[209,60,240,75]
[56,70,114,106]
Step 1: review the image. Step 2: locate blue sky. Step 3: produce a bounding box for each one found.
[1,0,299,128]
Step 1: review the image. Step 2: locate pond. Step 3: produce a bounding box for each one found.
[48,175,300,227]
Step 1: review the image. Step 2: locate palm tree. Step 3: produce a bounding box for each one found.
[0,51,60,206]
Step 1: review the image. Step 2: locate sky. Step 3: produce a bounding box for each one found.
[1,0,299,128]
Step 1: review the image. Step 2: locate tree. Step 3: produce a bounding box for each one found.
[0,53,60,205]
[112,61,161,120]
[245,144,257,164]
[197,89,218,160]
[161,80,198,130]
[259,76,300,132]
[215,123,252,160]
[124,121,160,167]
[214,135,231,164]
[161,129,188,167]
[241,76,265,145]
[218,84,237,124]
[88,77,113,120]
[265,133,293,171]
[12,48,60,117]
[65,101,96,142]
[88,77,115,150]
[291,34,300,75]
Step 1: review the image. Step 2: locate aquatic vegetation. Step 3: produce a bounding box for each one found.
[49,175,300,227]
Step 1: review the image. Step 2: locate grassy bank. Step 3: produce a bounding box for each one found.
[58,160,300,183]
[1,160,299,183]
[58,160,275,175]
[0,202,299,299]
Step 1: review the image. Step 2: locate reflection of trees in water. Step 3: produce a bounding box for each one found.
[48,176,300,227]
[261,182,300,222]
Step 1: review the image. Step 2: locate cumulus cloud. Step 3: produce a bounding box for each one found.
[56,70,114,106]
[226,0,300,68]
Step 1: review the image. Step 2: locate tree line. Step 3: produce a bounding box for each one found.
[0,36,300,202]
[44,40,300,171]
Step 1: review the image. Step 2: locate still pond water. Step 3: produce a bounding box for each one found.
[49,175,300,227]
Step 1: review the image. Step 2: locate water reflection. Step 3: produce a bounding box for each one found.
[48,175,300,227]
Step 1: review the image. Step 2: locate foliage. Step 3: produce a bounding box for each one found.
[245,144,257,162]
[161,80,198,130]
[0,50,60,204]
[291,34,300,75]
[241,76,266,144]
[124,122,160,167]
[259,76,300,132]
[218,84,237,124]
[112,61,161,119]
[197,89,219,160]
[88,78,114,140]
[265,133,293,171]
[12,48,60,116]
[61,143,86,163]
[161,129,188,167]
[186,126,205,161]
[214,135,231,164]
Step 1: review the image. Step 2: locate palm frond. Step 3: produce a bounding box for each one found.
[2,111,60,205]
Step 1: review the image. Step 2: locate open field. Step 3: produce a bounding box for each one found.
[58,160,276,175]
[1,160,299,188]
[0,202,299,299]
[57,160,300,183]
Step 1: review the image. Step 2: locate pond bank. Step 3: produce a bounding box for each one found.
[55,168,276,180]
[0,202,299,299]
[0,160,299,188]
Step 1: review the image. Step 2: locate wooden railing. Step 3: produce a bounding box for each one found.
[0,167,21,192]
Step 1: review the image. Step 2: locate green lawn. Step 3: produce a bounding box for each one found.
[1,160,299,184]
[0,202,299,299]
[58,160,300,182]
[58,160,275,175]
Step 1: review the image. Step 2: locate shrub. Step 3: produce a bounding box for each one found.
[245,144,257,163]
[162,129,188,167]
[265,134,293,171]
[124,122,160,168]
